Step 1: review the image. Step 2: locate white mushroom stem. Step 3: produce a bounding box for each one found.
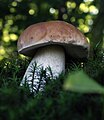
[20,45,65,92]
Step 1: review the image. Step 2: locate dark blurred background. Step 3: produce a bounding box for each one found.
[0,0,104,60]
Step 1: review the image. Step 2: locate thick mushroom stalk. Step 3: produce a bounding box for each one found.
[20,45,65,92]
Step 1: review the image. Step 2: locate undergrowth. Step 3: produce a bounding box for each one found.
[0,51,104,120]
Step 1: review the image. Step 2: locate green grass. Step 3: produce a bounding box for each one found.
[0,51,104,120]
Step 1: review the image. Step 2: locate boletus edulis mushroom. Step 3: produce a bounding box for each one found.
[17,21,90,93]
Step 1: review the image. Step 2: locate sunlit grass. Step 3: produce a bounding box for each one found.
[19,54,27,59]
[86,37,90,43]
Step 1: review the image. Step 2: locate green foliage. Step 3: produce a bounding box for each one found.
[84,50,104,83]
[0,52,104,120]
[0,54,29,87]
[64,70,104,94]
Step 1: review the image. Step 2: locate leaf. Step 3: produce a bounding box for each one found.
[63,70,104,94]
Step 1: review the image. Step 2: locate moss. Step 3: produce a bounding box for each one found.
[0,51,104,120]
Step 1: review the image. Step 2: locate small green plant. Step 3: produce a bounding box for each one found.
[64,70,104,94]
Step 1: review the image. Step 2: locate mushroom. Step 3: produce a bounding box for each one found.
[17,21,90,92]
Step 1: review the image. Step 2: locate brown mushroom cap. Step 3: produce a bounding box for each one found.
[17,21,90,58]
